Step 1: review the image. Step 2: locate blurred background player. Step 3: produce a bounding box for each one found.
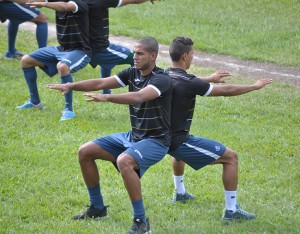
[16,0,91,121]
[0,0,48,59]
[86,0,158,94]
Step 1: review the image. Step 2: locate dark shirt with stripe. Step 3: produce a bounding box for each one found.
[165,67,212,151]
[86,0,120,53]
[116,66,173,147]
[51,0,91,56]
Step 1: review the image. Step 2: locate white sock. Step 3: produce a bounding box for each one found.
[225,190,237,212]
[173,175,185,194]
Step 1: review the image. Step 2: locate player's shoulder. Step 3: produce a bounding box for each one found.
[152,66,171,77]
[165,67,196,80]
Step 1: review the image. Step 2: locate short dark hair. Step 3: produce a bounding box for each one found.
[137,37,159,54]
[169,37,194,62]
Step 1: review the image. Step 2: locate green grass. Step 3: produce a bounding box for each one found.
[0,20,300,233]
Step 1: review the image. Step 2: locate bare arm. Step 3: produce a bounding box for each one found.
[84,86,159,105]
[46,77,121,95]
[209,79,273,96]
[202,70,231,83]
[27,1,76,11]
[120,0,160,6]
[5,0,31,4]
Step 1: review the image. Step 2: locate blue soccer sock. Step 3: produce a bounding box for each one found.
[36,22,48,48]
[22,67,40,104]
[132,199,146,223]
[88,184,104,211]
[100,67,112,94]
[60,74,73,111]
[7,20,19,53]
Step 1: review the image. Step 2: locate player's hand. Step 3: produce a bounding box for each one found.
[206,70,231,83]
[46,84,70,95]
[253,79,273,89]
[83,93,107,102]
[26,1,47,8]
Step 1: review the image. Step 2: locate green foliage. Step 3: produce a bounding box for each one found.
[1,23,300,233]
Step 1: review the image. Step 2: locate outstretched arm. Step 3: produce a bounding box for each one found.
[120,0,161,6]
[209,79,273,96]
[46,77,121,95]
[84,86,159,105]
[202,70,231,83]
[27,1,76,11]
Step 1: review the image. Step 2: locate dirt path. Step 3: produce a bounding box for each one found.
[4,22,300,87]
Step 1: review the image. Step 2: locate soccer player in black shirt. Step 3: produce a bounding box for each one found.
[47,37,172,233]
[166,37,273,221]
[87,0,160,94]
[17,0,91,121]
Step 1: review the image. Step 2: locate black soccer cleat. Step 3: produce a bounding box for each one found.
[127,218,151,234]
[72,205,109,220]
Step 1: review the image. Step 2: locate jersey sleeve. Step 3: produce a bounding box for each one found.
[69,0,88,13]
[148,72,172,96]
[101,0,121,8]
[191,78,212,96]
[115,68,131,86]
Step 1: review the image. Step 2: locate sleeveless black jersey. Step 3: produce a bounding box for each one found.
[116,67,173,147]
[52,0,91,56]
[165,67,212,151]
[86,0,120,53]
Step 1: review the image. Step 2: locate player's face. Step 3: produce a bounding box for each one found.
[133,44,155,71]
[186,49,194,69]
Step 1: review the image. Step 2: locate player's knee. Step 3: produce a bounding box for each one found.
[228,149,238,166]
[116,154,133,174]
[21,55,34,68]
[32,13,48,23]
[78,145,90,163]
[57,62,70,75]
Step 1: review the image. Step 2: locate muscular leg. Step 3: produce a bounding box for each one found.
[117,153,146,222]
[78,141,116,187]
[211,147,238,211]
[211,147,238,191]
[117,153,141,201]
[172,158,185,176]
[76,141,116,213]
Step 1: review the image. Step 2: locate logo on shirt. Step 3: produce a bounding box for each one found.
[215,145,221,152]
[134,149,143,159]
[134,78,140,82]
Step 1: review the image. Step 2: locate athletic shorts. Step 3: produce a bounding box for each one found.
[29,46,91,77]
[92,131,169,177]
[169,135,227,170]
[89,43,133,69]
[0,2,41,23]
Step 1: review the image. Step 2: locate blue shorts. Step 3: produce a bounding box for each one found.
[169,135,227,170]
[29,46,91,77]
[0,2,41,23]
[89,43,133,69]
[92,132,169,177]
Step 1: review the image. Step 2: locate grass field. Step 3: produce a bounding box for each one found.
[0,23,300,233]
